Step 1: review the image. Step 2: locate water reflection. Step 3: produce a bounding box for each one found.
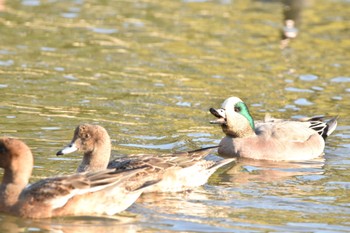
[135,190,236,232]
[139,192,202,215]
[0,213,142,233]
[0,0,349,231]
[221,157,325,184]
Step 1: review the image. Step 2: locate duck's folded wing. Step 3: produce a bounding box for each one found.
[108,146,219,171]
[20,168,144,209]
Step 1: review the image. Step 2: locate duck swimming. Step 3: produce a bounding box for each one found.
[0,137,158,218]
[210,96,337,161]
[56,124,235,193]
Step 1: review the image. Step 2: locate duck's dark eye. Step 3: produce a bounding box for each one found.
[234,106,241,112]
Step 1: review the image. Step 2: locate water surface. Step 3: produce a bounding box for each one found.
[0,0,349,232]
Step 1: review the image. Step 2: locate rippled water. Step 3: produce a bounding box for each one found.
[0,0,350,232]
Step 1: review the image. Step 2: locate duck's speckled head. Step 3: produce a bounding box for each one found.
[56,124,111,156]
[210,97,255,138]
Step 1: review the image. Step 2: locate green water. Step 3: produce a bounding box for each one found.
[0,0,349,232]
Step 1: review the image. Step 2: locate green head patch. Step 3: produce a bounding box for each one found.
[234,102,255,130]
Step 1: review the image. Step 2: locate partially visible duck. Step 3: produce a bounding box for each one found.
[209,96,337,161]
[56,124,235,192]
[0,137,157,218]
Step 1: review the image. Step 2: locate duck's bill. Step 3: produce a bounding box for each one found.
[209,108,226,124]
[56,143,78,156]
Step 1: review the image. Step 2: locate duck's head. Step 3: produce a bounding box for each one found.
[56,124,111,156]
[0,137,33,186]
[0,137,33,168]
[210,97,255,138]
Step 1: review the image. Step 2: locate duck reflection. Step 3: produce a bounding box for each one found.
[136,188,213,216]
[220,157,325,184]
[0,213,141,233]
[0,0,4,11]
[280,0,305,48]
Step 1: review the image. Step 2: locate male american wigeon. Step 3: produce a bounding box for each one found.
[0,137,158,218]
[56,124,235,193]
[209,96,337,161]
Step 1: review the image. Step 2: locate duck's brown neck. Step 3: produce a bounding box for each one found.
[222,122,256,138]
[77,141,111,172]
[0,163,32,209]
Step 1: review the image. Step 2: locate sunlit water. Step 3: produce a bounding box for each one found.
[0,0,349,232]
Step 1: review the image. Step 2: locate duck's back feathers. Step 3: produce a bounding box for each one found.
[108,146,235,192]
[318,116,337,139]
[206,157,236,174]
[108,146,220,172]
[300,116,338,140]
